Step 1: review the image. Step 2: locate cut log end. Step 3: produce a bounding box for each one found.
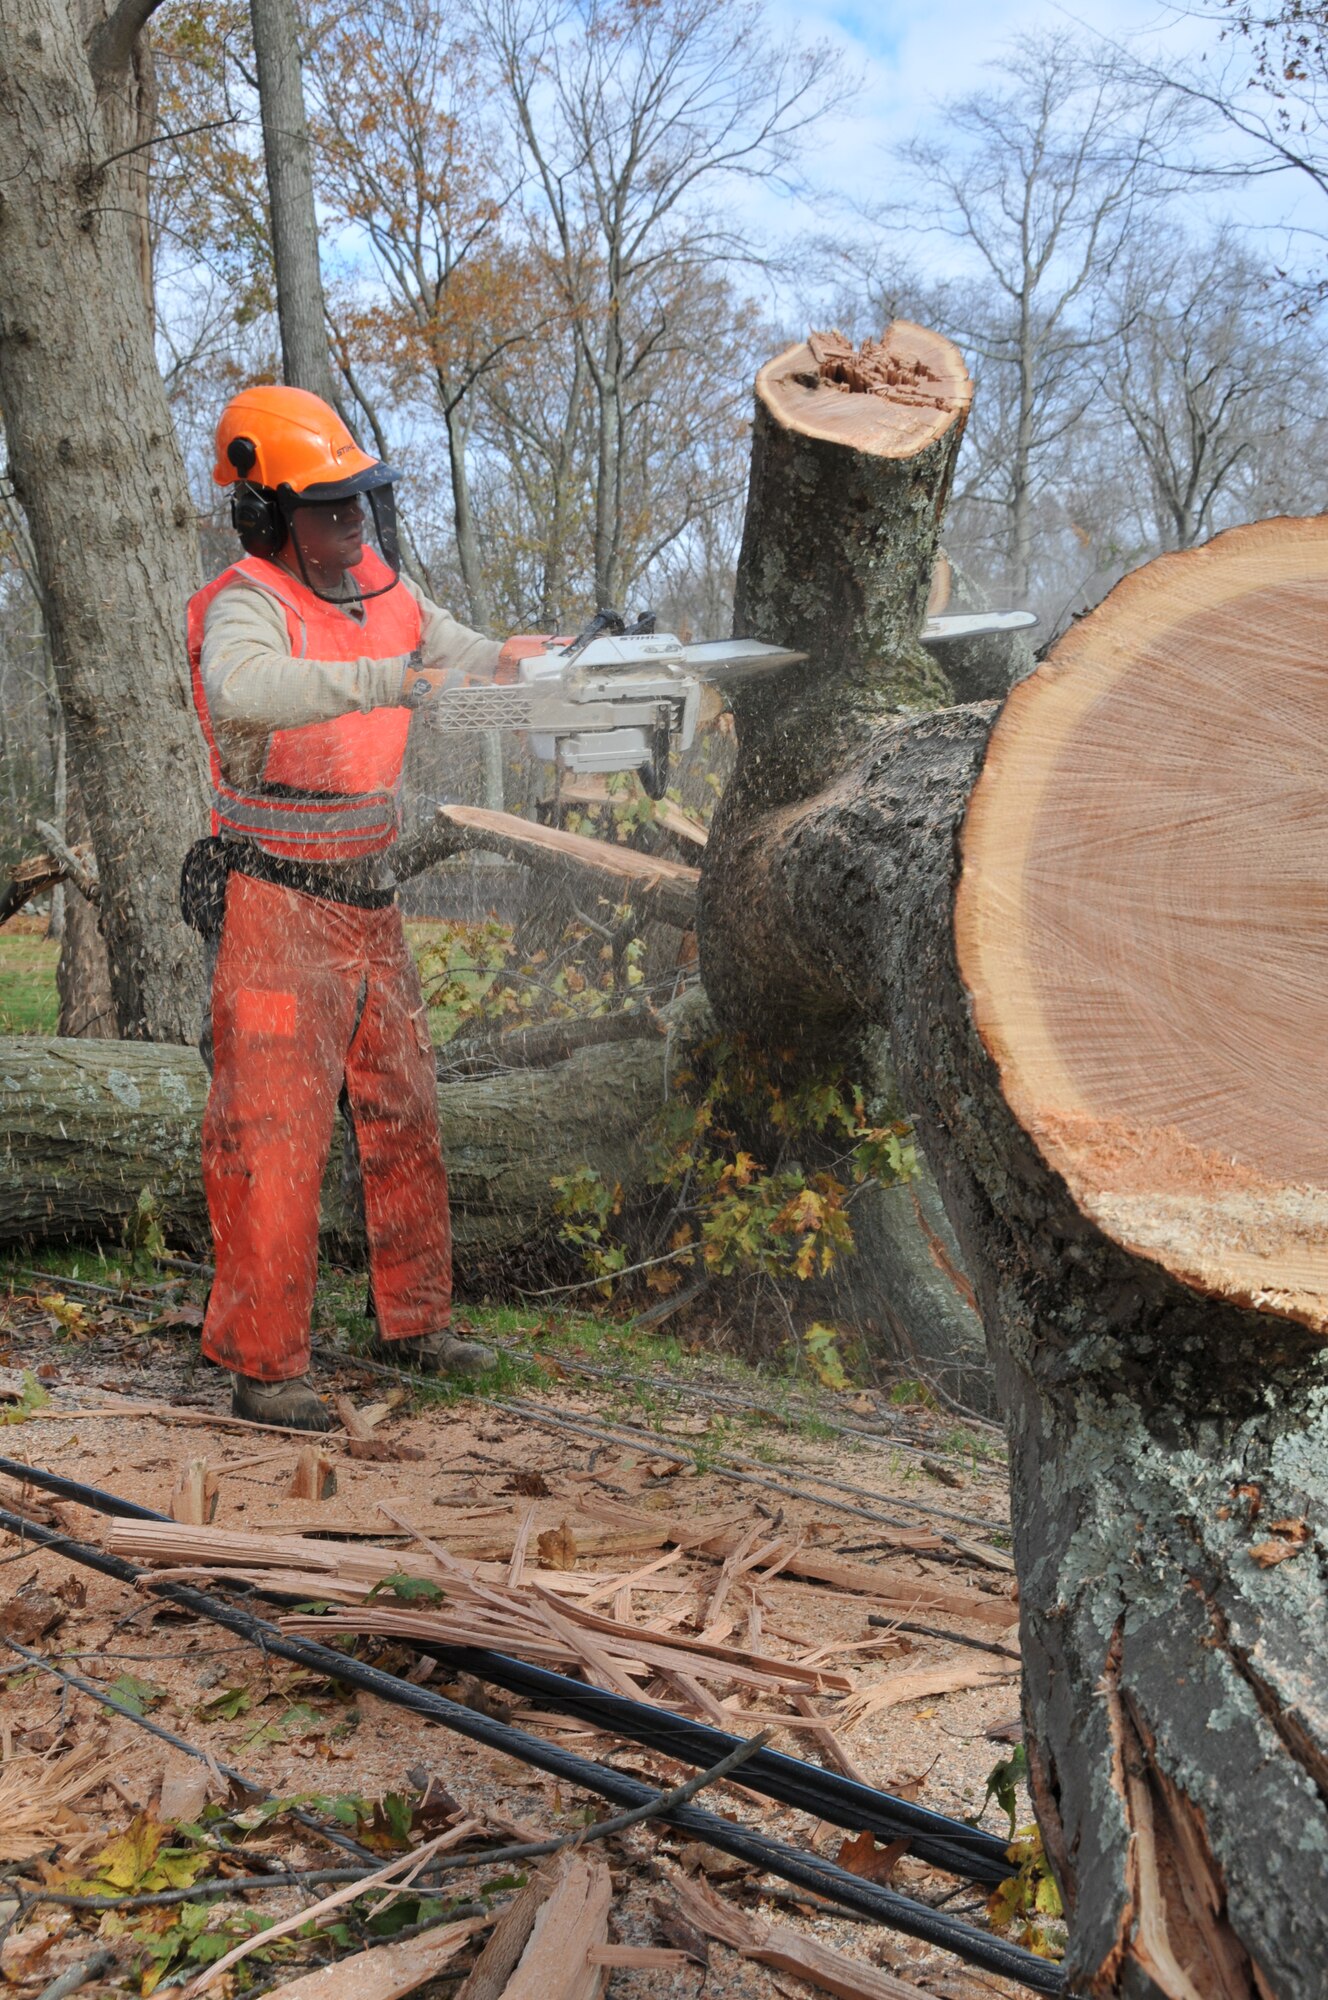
[757,324,971,459]
[955,514,1328,1335]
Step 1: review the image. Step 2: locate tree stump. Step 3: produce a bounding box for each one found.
[702,325,1328,1992]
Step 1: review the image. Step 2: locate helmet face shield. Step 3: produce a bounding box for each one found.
[366,483,402,577]
[277,468,403,602]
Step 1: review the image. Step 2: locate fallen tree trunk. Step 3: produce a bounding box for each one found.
[0,1031,667,1262]
[0,1003,993,1407]
[701,326,1328,1990]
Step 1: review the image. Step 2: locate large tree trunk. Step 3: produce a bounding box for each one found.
[250,0,341,407]
[55,784,115,1040]
[0,0,207,1041]
[701,327,1328,1991]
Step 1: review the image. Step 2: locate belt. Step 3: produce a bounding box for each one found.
[226,841,397,910]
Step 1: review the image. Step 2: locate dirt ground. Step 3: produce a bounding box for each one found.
[0,1272,1049,2000]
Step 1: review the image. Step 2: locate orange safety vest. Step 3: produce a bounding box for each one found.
[187,549,421,862]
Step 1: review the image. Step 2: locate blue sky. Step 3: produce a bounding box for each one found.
[750,0,1326,288]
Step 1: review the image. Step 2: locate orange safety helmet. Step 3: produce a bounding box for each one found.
[213,385,402,596]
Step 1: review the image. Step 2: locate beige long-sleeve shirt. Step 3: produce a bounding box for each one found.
[200,567,502,790]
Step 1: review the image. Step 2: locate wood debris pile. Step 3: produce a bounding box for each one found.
[0,1741,120,1861]
[108,1494,1015,1742]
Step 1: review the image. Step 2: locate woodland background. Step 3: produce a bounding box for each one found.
[2,0,1327,881]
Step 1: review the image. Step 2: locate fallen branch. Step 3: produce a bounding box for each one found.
[401,806,699,930]
[435,1010,663,1081]
[32,821,99,903]
[866,1616,1020,1662]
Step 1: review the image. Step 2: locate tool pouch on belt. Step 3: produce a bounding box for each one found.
[179,836,231,940]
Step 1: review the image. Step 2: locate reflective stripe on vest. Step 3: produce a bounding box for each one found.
[209,780,401,847]
[186,550,421,863]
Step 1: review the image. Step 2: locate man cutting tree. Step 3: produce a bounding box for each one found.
[186,385,517,1431]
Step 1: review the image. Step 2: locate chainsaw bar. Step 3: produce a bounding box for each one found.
[921,610,1037,645]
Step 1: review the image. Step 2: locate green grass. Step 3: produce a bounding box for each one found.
[0,924,488,1048]
[0,930,59,1033]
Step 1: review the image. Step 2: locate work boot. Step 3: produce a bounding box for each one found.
[232,1372,330,1432]
[373,1328,496,1378]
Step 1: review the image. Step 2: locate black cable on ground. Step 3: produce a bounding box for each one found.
[0,1502,1062,1993]
[409,1644,1013,1880]
[0,1455,1012,1878]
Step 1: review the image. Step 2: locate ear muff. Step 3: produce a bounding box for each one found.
[230,481,286,558]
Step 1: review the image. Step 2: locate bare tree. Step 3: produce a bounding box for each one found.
[891,34,1197,599]
[308,0,536,625]
[476,0,842,610]
[0,0,207,1042]
[1099,226,1327,551]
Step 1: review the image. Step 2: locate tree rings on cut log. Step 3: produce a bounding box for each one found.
[757,324,972,458]
[956,515,1328,1333]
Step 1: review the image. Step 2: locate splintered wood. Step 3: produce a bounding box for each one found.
[757,324,972,459]
[108,1493,1015,1738]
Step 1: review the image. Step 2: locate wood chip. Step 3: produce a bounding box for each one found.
[333,1395,376,1443]
[0,1586,66,1646]
[838,1657,1016,1727]
[667,1869,930,1999]
[499,1854,612,2000]
[454,1872,551,2000]
[169,1458,218,1526]
[158,1755,212,1828]
[584,1946,691,1969]
[286,1446,337,1502]
[250,1918,481,2000]
[508,1504,538,1589]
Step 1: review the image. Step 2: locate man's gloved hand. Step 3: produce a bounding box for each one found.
[400,649,462,707]
[495,634,567,684]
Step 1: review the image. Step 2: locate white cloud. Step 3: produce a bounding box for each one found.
[730,0,1325,303]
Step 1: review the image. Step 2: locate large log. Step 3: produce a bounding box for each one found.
[702,326,1328,1991]
[0,1032,667,1260]
[0,1010,991,1404]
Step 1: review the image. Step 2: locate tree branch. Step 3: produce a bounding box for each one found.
[88,0,169,82]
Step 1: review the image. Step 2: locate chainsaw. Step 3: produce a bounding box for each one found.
[428,607,1035,798]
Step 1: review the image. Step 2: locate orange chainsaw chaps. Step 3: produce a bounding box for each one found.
[200,871,452,1383]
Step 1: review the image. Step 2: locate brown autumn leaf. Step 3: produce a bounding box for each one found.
[1250,1538,1304,1568]
[537,1521,579,1571]
[154,1303,205,1329]
[835,1829,910,1884]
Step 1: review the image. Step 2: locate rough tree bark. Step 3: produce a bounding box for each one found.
[0,0,206,1040]
[55,782,115,1040]
[701,327,1328,1991]
[0,1030,667,1262]
[249,0,341,408]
